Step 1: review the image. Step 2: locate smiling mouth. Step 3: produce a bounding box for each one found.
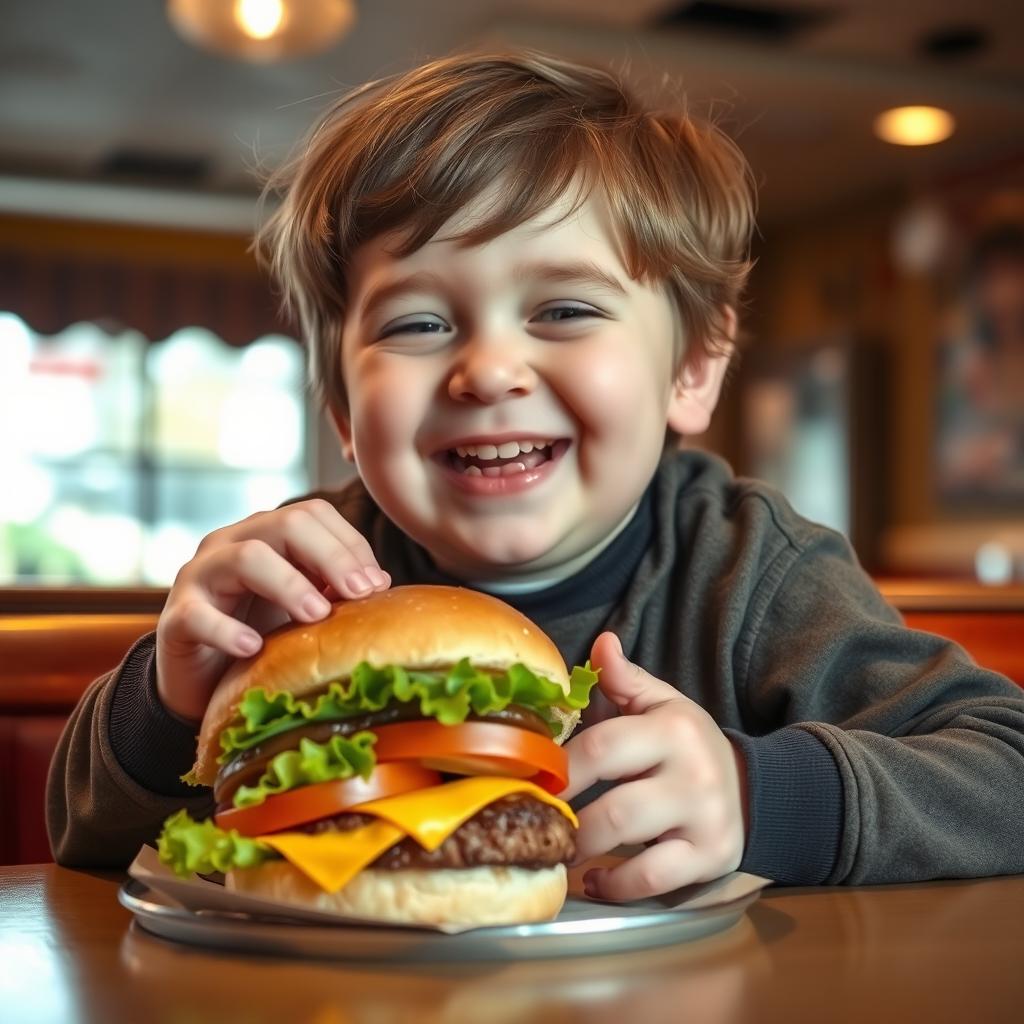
[439,438,570,477]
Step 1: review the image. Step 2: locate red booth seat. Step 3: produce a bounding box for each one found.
[0,610,158,865]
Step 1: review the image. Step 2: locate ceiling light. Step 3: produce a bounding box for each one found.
[235,0,285,41]
[167,0,356,63]
[873,106,955,147]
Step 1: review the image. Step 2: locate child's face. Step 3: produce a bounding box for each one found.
[336,189,711,581]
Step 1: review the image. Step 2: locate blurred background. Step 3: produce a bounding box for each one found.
[1,0,1022,588]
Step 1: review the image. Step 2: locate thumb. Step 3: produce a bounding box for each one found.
[590,632,682,716]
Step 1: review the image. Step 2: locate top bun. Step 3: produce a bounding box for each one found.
[191,585,574,785]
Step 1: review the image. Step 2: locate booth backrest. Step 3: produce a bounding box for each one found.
[0,612,158,864]
[896,612,1023,684]
[875,579,1024,687]
[1,583,1022,865]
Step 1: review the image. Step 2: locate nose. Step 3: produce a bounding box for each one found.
[447,334,537,404]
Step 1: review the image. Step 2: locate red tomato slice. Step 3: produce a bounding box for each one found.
[370,720,568,795]
[213,762,442,836]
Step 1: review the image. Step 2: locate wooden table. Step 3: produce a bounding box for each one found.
[3,865,1023,1024]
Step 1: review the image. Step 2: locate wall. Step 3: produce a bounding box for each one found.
[741,190,1023,576]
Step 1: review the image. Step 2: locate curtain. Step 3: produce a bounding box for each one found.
[0,216,295,344]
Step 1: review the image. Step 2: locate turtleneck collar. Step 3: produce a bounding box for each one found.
[410,480,655,621]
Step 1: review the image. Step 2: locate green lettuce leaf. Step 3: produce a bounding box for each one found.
[217,658,599,762]
[231,732,377,809]
[157,809,276,877]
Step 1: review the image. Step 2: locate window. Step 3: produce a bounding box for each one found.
[0,313,310,585]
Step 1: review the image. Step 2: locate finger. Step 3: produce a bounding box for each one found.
[591,632,687,715]
[160,592,264,660]
[203,539,334,624]
[249,506,388,602]
[265,504,387,599]
[298,499,379,567]
[573,779,684,863]
[583,838,706,902]
[560,716,663,800]
[292,500,391,594]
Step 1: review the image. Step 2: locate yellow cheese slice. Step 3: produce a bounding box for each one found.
[257,777,577,893]
[260,820,404,894]
[354,777,579,851]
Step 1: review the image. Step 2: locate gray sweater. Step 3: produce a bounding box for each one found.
[47,451,1024,884]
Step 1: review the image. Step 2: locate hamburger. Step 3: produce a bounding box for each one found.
[157,584,598,926]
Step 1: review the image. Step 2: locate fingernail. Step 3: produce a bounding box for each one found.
[302,593,331,618]
[345,571,372,595]
[364,566,389,588]
[237,631,261,655]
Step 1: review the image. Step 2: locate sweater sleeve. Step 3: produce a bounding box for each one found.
[726,725,844,884]
[740,525,1024,885]
[45,633,213,868]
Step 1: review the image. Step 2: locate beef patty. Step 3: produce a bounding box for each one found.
[292,793,576,870]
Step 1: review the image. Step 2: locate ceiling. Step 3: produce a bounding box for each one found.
[1,0,1023,231]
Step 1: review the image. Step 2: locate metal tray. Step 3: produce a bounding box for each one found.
[119,877,760,962]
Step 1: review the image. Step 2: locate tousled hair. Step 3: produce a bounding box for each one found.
[255,49,757,414]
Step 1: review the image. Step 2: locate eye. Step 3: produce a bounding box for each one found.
[533,304,602,323]
[379,315,450,339]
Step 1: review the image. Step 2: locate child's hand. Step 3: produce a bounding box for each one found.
[155,500,390,723]
[562,632,748,901]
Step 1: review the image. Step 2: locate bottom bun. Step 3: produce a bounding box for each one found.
[227,860,568,926]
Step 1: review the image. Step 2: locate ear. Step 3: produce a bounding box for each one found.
[666,306,736,437]
[328,406,356,462]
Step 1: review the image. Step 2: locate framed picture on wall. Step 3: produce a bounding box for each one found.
[934,218,1024,511]
[737,337,886,570]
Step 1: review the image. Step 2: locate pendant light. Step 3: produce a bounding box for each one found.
[168,0,356,63]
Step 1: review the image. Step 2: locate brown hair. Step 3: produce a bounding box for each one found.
[256,49,757,414]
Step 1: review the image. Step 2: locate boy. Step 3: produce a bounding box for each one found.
[48,50,1024,898]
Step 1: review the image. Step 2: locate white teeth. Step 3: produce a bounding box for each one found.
[453,440,559,478]
[455,439,552,460]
